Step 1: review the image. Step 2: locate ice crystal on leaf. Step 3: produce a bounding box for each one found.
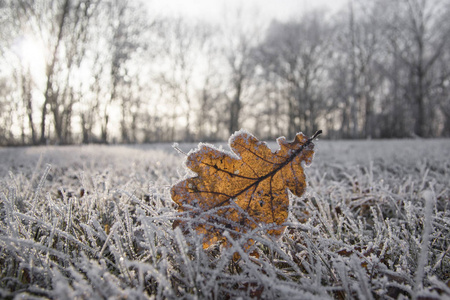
[171,129,321,249]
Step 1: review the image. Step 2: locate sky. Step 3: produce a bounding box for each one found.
[148,0,347,23]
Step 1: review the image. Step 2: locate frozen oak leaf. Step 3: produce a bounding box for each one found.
[171,129,321,249]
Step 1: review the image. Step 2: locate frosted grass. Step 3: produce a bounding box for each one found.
[0,139,449,299]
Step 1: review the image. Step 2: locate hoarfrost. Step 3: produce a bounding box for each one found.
[0,139,449,299]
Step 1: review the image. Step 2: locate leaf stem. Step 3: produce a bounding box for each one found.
[311,130,322,140]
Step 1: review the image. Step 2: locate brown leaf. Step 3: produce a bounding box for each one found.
[171,130,319,249]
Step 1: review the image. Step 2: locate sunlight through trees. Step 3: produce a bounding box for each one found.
[0,0,449,145]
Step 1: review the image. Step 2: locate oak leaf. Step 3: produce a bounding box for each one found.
[171,130,320,249]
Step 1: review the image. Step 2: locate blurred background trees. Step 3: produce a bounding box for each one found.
[0,0,449,145]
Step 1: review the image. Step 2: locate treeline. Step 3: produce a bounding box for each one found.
[0,0,449,145]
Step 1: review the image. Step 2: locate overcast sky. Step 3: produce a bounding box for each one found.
[148,0,347,23]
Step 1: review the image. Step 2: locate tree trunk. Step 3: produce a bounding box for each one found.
[101,113,109,143]
[229,81,242,135]
[288,95,297,138]
[40,0,70,144]
[364,95,374,138]
[21,70,37,144]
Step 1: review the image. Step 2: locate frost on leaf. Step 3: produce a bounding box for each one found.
[171,130,320,249]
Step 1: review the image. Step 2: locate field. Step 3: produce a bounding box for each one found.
[1,137,449,299]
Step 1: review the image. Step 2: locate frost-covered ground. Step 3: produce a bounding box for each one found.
[1,138,449,299]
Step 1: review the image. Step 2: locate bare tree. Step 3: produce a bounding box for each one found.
[221,7,261,136]
[195,25,226,141]
[20,68,37,144]
[10,0,99,144]
[436,33,450,136]
[330,1,383,138]
[379,0,450,137]
[155,18,213,141]
[100,0,138,143]
[257,12,332,137]
[79,51,104,143]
